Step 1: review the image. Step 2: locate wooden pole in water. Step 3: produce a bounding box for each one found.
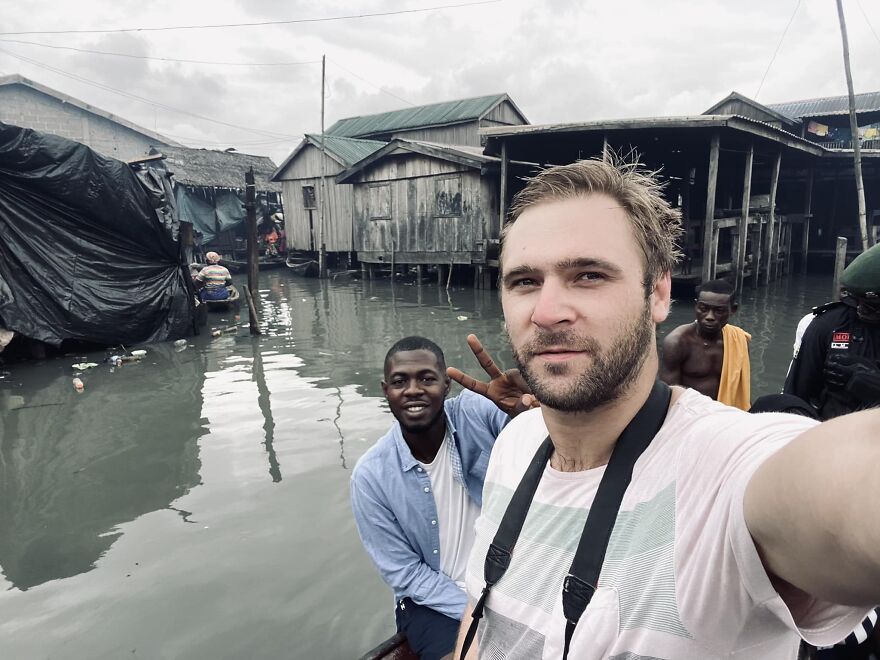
[246,166,259,295]
[835,0,870,250]
[801,168,813,274]
[763,152,782,285]
[318,54,329,277]
[735,144,753,296]
[499,141,508,237]
[243,286,262,336]
[701,133,720,283]
[832,236,848,301]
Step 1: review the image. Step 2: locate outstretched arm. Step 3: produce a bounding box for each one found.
[659,332,685,386]
[447,334,538,417]
[744,408,880,605]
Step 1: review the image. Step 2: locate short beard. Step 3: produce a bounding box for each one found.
[509,300,654,413]
[396,407,447,436]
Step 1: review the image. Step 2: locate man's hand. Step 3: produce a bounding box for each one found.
[447,334,538,417]
[824,354,878,391]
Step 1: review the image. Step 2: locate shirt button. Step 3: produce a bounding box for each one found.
[417,467,423,472]
[424,487,430,493]
[433,550,438,554]
[431,520,437,525]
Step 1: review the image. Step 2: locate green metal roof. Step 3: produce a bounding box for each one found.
[306,134,385,166]
[326,93,511,138]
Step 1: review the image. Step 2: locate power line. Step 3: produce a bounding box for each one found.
[754,0,803,100]
[0,37,321,67]
[0,47,298,139]
[856,0,880,51]
[160,133,299,147]
[0,0,502,36]
[328,58,416,107]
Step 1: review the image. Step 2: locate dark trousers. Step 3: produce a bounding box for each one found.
[394,598,459,660]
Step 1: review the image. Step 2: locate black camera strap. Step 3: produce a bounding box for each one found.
[460,380,671,660]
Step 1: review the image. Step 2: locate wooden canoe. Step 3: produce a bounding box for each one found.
[359,632,418,660]
[203,285,241,312]
[286,258,320,277]
[221,257,288,274]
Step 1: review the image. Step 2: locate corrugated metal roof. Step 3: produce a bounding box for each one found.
[326,93,509,137]
[149,145,280,191]
[767,91,880,118]
[306,134,385,166]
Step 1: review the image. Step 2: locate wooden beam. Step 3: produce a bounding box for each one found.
[246,167,259,296]
[751,218,764,289]
[499,141,508,235]
[735,144,754,296]
[801,168,813,274]
[762,152,782,285]
[783,220,792,276]
[836,0,870,250]
[701,132,721,283]
[832,236,848,300]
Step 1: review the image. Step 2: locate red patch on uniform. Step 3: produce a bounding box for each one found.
[832,332,850,343]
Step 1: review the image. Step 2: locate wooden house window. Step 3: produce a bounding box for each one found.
[369,184,391,219]
[302,185,316,209]
[434,176,462,217]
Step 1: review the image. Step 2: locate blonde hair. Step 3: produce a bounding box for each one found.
[504,156,683,286]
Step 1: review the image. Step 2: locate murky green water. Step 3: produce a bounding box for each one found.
[0,270,834,659]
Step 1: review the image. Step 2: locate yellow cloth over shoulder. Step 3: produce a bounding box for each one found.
[718,324,752,410]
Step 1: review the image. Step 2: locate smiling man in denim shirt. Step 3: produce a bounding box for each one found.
[351,336,527,660]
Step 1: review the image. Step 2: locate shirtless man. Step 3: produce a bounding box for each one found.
[659,279,750,406]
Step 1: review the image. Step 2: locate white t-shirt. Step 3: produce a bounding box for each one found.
[465,389,871,659]
[420,432,480,589]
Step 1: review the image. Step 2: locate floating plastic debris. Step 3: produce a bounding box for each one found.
[72,362,99,370]
[131,350,147,357]
[72,378,84,392]
[457,315,469,321]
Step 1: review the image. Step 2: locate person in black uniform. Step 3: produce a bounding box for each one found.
[784,243,880,420]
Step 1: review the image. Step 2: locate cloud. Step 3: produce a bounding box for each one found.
[1,0,878,166]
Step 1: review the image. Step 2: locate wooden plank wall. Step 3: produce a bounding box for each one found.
[389,123,481,147]
[483,100,527,126]
[276,144,355,252]
[351,155,494,263]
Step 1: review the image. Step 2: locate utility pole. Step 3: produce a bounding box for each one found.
[836,0,870,250]
[245,166,261,335]
[246,166,259,295]
[318,54,329,277]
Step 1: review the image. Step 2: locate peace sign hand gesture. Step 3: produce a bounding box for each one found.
[447,334,539,417]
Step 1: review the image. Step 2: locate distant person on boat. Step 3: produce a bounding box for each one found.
[195,252,233,302]
[785,243,880,420]
[351,336,532,660]
[659,278,752,409]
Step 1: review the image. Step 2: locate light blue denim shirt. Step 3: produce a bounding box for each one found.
[350,388,509,620]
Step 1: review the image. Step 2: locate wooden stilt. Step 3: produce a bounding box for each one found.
[832,237,848,300]
[499,142,509,236]
[801,168,814,274]
[735,144,753,296]
[763,152,782,285]
[701,133,721,283]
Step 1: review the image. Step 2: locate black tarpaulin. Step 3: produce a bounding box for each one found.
[0,122,194,346]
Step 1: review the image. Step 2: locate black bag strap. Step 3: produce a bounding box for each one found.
[460,380,671,660]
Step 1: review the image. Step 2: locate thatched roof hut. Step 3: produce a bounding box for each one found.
[148,145,281,192]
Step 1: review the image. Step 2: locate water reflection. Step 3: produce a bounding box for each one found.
[0,343,206,590]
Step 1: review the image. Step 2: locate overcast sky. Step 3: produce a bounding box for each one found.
[1,0,878,164]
